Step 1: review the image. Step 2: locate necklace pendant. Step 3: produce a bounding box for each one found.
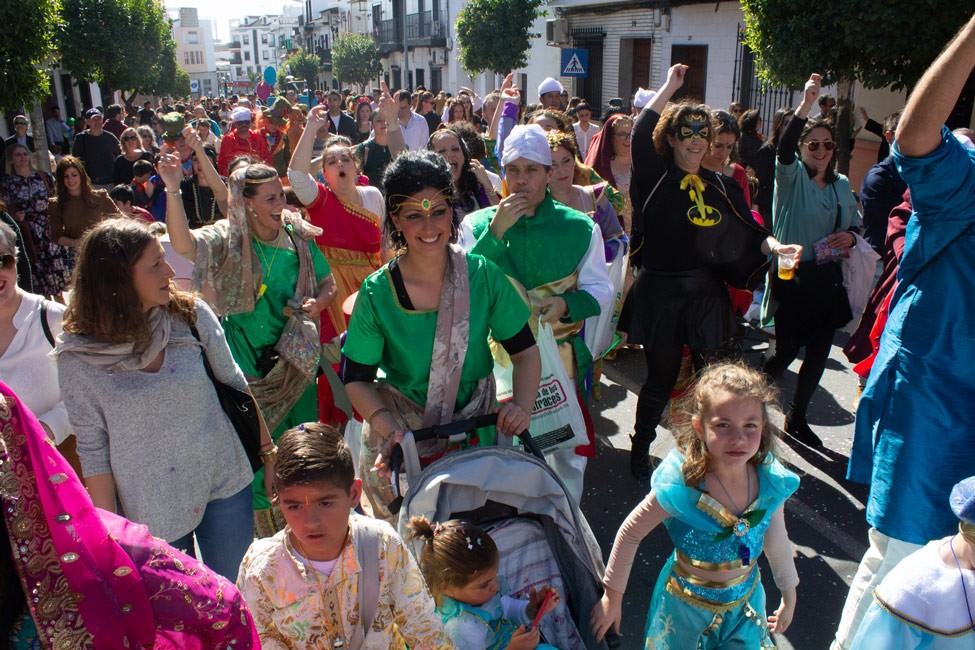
[332,638,345,648]
[258,283,267,297]
[733,518,750,538]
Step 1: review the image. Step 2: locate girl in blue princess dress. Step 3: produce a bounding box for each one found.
[591,362,801,648]
[408,517,561,650]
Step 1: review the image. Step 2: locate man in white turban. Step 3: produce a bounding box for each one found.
[217,106,271,175]
[538,77,565,110]
[462,124,613,503]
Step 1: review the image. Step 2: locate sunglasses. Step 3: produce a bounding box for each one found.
[14,122,28,127]
[0,254,15,270]
[803,140,835,152]
[123,135,139,141]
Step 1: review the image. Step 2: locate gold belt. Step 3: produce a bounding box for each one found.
[676,549,757,572]
[672,559,753,589]
[665,573,758,614]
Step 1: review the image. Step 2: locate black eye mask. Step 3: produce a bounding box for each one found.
[677,115,710,142]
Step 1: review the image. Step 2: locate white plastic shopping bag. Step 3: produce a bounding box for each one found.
[494,321,588,455]
[584,248,626,359]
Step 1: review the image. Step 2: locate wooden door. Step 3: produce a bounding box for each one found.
[671,44,708,103]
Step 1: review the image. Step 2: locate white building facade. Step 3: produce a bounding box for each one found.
[172,7,219,99]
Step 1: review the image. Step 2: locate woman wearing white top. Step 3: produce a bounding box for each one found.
[0,220,76,466]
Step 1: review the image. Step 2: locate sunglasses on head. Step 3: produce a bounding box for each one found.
[0,254,15,270]
[803,140,835,152]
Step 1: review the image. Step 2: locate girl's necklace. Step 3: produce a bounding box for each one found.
[712,469,750,516]
[949,535,975,643]
[711,469,754,565]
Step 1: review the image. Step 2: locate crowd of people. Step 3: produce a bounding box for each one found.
[1,10,974,649]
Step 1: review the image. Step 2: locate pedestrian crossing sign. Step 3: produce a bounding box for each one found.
[561,48,588,77]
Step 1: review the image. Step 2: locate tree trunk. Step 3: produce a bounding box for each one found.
[835,75,854,176]
[29,102,52,173]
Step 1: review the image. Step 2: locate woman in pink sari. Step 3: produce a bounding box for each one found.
[0,382,260,649]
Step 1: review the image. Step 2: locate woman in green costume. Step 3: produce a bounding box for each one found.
[341,151,541,521]
[160,153,337,537]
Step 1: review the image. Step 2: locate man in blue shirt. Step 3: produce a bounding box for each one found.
[834,12,975,649]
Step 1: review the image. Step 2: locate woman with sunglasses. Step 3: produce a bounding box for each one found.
[113,127,154,185]
[0,219,77,467]
[621,64,798,481]
[761,73,860,448]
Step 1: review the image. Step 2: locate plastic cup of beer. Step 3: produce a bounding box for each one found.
[778,250,799,280]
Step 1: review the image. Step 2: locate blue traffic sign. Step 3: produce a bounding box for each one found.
[561,48,588,77]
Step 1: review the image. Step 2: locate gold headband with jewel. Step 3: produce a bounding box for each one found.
[389,188,454,216]
[244,174,278,185]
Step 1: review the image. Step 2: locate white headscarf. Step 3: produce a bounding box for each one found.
[633,88,656,110]
[537,77,564,98]
[501,124,553,168]
[230,106,252,122]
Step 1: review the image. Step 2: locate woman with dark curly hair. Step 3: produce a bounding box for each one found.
[341,150,540,520]
[428,127,498,221]
[621,64,799,481]
[761,74,860,448]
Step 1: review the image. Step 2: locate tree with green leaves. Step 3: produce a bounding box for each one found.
[58,0,175,111]
[455,0,544,77]
[0,0,62,112]
[332,33,382,92]
[740,0,967,173]
[283,49,322,90]
[0,0,63,171]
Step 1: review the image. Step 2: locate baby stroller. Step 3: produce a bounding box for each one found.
[388,414,620,650]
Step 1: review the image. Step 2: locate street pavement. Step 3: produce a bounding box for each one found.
[580,324,869,650]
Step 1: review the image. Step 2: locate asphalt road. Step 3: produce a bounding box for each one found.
[579,324,870,650]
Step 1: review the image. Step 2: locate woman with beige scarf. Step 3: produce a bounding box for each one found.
[160,151,337,537]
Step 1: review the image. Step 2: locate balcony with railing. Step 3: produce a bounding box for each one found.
[377,9,447,51]
[230,54,243,65]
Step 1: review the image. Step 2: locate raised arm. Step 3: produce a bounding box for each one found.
[489,73,514,141]
[780,74,821,165]
[158,153,197,260]
[897,13,975,157]
[377,81,406,158]
[287,107,329,206]
[632,64,686,187]
[184,125,228,212]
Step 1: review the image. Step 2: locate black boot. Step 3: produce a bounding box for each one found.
[784,405,823,448]
[629,434,653,482]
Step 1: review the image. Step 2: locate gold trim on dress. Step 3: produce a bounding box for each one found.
[676,549,756,572]
[664,574,757,614]
[672,560,753,589]
[696,492,759,527]
[874,591,975,638]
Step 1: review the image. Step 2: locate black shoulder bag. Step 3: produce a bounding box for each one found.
[190,325,264,473]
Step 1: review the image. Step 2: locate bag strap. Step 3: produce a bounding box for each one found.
[831,183,842,233]
[351,519,381,649]
[39,300,55,348]
[188,324,217,382]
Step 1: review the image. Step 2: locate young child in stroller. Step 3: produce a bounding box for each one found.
[409,516,562,649]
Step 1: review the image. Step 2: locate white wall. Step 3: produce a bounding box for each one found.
[561,7,663,111]
[659,2,744,111]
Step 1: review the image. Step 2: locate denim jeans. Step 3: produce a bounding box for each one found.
[169,485,253,582]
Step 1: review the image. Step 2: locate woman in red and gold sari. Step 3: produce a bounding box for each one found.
[288,87,402,423]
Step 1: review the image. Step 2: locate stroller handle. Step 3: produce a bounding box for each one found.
[387,413,545,514]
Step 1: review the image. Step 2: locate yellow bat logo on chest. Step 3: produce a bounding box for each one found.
[687,204,722,227]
